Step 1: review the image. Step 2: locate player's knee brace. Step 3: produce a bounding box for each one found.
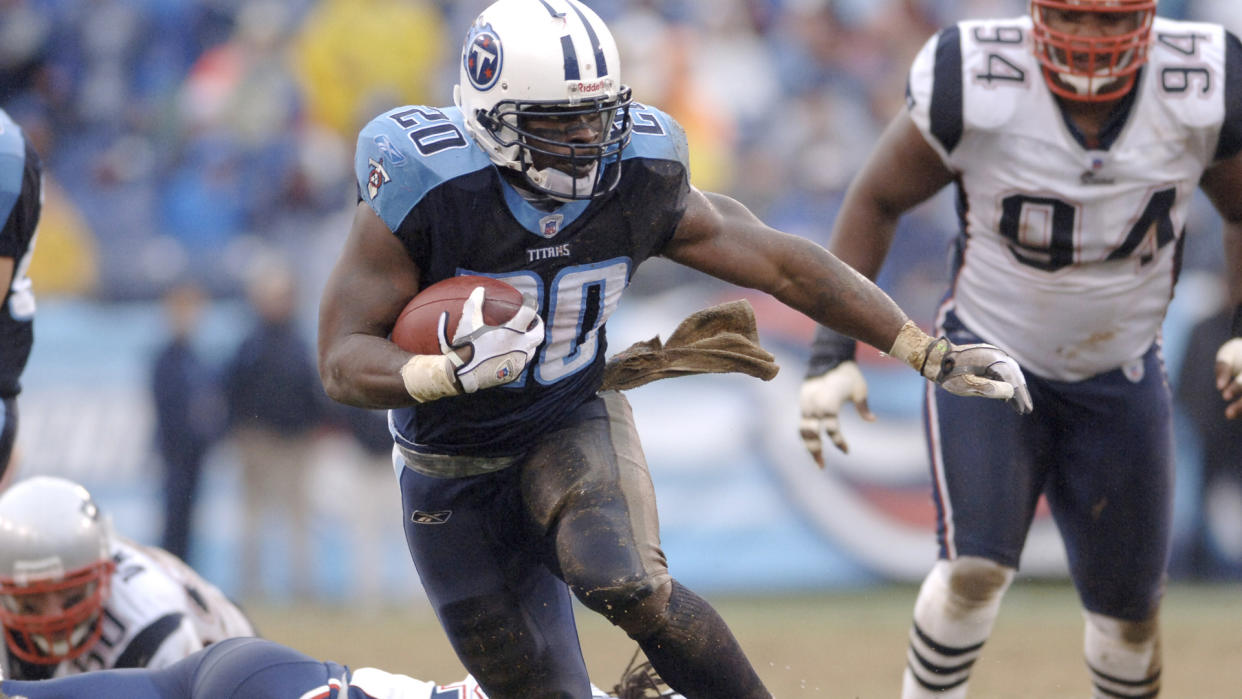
[904,557,1015,698]
[1083,610,1161,698]
[571,574,671,638]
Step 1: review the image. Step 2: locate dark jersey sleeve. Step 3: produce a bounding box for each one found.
[0,125,42,398]
[0,131,39,259]
[1214,30,1242,161]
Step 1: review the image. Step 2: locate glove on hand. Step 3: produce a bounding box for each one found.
[1215,337,1242,419]
[799,361,875,465]
[890,321,1033,415]
[439,286,544,393]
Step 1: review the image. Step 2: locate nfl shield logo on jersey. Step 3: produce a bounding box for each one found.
[539,214,563,238]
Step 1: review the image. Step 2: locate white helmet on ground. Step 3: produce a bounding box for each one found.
[0,476,115,664]
[454,0,633,201]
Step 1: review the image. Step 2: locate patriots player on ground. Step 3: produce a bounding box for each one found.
[0,477,254,681]
[317,0,1030,696]
[0,636,680,698]
[0,108,42,484]
[799,1,1242,697]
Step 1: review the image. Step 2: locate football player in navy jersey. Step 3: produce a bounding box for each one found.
[317,1,1030,697]
[798,1,1242,697]
[0,107,42,485]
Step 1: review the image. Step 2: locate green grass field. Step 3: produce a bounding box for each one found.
[246,581,1240,698]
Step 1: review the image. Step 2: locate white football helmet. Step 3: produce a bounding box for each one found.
[0,476,115,664]
[454,0,633,201]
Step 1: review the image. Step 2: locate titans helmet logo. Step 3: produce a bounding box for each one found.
[464,23,502,91]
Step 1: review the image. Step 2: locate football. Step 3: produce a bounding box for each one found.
[392,275,525,355]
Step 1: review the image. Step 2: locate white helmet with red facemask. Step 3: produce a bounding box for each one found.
[0,477,115,664]
[1030,0,1158,102]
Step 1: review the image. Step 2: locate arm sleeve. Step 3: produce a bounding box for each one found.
[1214,30,1242,162]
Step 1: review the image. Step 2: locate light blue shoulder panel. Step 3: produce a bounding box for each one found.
[0,110,26,225]
[354,105,493,233]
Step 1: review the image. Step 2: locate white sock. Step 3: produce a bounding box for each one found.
[902,557,1014,698]
[1083,610,1161,698]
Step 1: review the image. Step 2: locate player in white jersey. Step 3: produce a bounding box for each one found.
[0,636,682,698]
[0,476,255,681]
[799,1,1242,698]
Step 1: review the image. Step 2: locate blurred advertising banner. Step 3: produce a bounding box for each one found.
[12,292,1237,602]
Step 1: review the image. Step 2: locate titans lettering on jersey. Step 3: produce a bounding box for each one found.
[908,16,1242,381]
[354,103,690,457]
[0,109,41,399]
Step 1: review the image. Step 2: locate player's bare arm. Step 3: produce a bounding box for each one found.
[319,202,544,408]
[799,109,1032,461]
[1199,148,1242,417]
[663,184,1030,416]
[662,185,910,353]
[827,111,957,276]
[318,200,423,409]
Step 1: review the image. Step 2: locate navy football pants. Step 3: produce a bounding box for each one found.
[928,317,1172,620]
[398,391,669,698]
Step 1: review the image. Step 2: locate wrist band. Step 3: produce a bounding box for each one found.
[807,326,858,378]
[400,354,462,403]
[888,320,935,376]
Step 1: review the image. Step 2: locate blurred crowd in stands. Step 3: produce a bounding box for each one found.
[2,0,1229,306]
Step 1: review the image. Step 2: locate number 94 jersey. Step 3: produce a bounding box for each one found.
[908,16,1242,381]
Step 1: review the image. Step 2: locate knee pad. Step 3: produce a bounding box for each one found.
[940,556,1015,607]
[915,556,1015,629]
[572,575,671,638]
[1083,610,1161,698]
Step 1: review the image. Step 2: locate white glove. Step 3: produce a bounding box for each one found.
[799,361,876,465]
[439,286,544,393]
[889,320,1033,415]
[1215,337,1242,419]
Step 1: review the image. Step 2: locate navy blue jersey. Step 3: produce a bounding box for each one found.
[355,103,690,457]
[0,109,41,399]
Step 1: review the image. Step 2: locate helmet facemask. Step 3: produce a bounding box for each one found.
[0,559,116,664]
[479,89,633,201]
[0,476,117,665]
[1030,0,1157,102]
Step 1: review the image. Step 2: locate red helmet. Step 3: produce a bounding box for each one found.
[0,477,116,664]
[1030,0,1157,102]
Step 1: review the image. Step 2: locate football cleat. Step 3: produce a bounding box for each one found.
[612,648,684,699]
